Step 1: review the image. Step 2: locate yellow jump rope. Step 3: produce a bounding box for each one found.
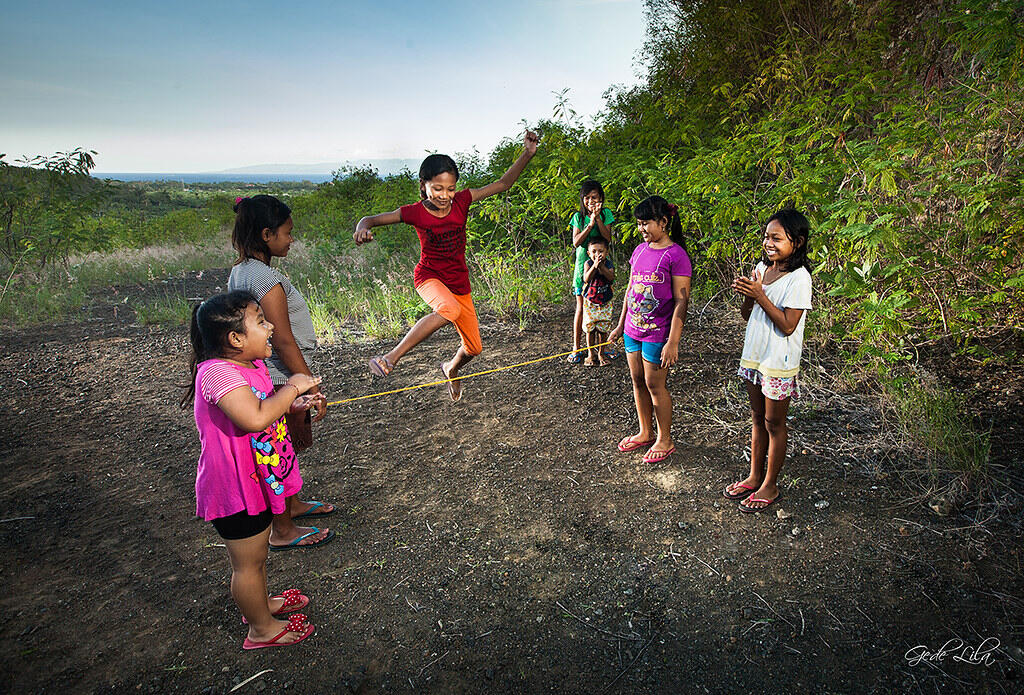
[324,341,613,407]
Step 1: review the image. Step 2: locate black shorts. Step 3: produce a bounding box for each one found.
[210,508,273,540]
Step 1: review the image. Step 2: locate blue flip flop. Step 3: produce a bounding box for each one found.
[270,527,336,551]
[292,500,336,520]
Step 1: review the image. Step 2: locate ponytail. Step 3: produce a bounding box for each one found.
[633,195,687,252]
[232,195,292,264]
[180,290,257,408]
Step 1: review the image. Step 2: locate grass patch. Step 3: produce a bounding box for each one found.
[279,240,574,342]
[889,380,991,479]
[132,292,193,326]
[0,233,234,325]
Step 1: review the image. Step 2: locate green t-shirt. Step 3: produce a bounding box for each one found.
[569,208,615,290]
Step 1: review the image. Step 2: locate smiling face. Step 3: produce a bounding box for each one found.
[582,190,603,215]
[636,216,668,245]
[263,218,294,258]
[421,172,458,214]
[763,219,796,266]
[230,302,274,361]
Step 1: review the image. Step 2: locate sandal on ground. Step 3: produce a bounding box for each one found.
[602,346,621,361]
[368,355,394,377]
[739,493,782,514]
[642,446,676,464]
[269,527,336,551]
[566,352,584,364]
[242,613,315,650]
[293,500,336,520]
[723,482,758,500]
[617,435,656,453]
[243,588,310,624]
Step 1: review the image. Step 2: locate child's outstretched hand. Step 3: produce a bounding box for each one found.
[731,267,764,299]
[286,373,322,396]
[608,325,623,344]
[353,224,375,245]
[524,130,539,155]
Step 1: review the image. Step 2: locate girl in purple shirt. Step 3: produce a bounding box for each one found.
[609,196,692,464]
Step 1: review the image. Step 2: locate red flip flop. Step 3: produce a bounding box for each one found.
[723,482,757,500]
[739,493,782,513]
[242,588,309,624]
[242,613,315,650]
[618,435,656,453]
[642,446,676,463]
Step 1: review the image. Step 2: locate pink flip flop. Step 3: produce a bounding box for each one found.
[723,482,758,500]
[242,613,315,650]
[618,436,656,453]
[739,493,782,513]
[642,446,676,464]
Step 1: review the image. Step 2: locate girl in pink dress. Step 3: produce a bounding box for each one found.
[183,290,325,649]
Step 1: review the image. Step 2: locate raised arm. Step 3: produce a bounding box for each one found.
[353,209,402,245]
[469,130,539,203]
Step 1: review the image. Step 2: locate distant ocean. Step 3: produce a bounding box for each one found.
[93,173,334,184]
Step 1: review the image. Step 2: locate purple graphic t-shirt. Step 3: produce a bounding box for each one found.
[624,242,692,343]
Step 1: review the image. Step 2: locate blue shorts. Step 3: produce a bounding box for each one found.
[623,334,665,364]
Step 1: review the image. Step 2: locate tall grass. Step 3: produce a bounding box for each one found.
[0,233,235,325]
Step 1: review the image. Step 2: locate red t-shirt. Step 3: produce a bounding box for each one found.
[400,188,473,295]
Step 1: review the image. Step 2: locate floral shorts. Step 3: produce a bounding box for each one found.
[582,299,615,333]
[737,366,800,401]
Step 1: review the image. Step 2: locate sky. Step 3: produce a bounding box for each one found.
[1,0,647,172]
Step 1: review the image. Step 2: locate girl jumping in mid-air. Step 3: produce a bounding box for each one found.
[568,179,616,363]
[353,130,539,401]
[609,196,691,464]
[183,291,324,649]
[724,209,812,513]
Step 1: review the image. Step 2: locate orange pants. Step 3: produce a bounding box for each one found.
[415,278,482,355]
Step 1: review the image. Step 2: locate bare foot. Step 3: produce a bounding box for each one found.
[724,476,762,499]
[269,525,331,548]
[441,361,462,402]
[739,483,780,510]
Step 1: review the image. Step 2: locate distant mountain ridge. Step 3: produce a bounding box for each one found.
[211,159,420,177]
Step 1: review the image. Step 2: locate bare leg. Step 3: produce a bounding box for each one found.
[384,312,450,367]
[726,381,768,498]
[568,295,584,361]
[596,331,610,365]
[643,359,674,452]
[584,329,597,366]
[621,350,655,445]
[741,395,790,509]
[225,526,309,644]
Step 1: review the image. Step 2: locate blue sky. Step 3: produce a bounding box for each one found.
[1,0,646,172]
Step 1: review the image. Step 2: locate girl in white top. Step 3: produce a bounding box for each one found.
[725,209,812,513]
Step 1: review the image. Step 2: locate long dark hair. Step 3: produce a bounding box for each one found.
[232,195,291,264]
[181,290,256,408]
[418,154,459,199]
[633,195,686,250]
[764,208,811,272]
[577,179,605,225]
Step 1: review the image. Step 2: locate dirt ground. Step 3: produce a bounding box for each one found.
[2,268,1022,694]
